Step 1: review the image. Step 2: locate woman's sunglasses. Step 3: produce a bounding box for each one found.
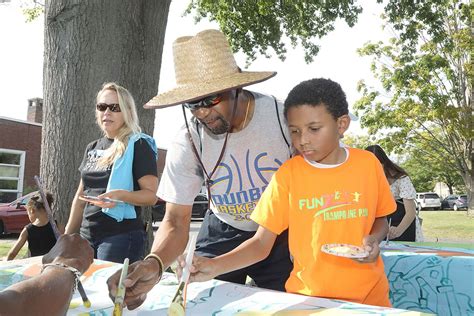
[96,103,121,112]
[183,95,222,110]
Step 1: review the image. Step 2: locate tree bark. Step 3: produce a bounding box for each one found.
[42,0,171,240]
[465,168,474,217]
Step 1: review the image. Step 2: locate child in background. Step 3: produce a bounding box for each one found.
[6,191,57,260]
[182,78,396,307]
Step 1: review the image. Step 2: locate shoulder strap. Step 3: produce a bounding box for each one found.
[273,96,291,156]
[195,119,203,154]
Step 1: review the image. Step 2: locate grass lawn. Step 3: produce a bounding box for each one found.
[419,210,474,245]
[0,240,28,260]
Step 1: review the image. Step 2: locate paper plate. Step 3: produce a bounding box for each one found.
[321,243,369,259]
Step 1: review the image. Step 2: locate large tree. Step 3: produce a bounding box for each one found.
[402,132,466,194]
[354,1,473,213]
[41,1,171,235]
[401,147,466,194]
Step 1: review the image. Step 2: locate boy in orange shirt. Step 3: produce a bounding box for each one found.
[182,78,396,307]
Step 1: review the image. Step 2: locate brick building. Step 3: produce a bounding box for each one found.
[0,98,43,203]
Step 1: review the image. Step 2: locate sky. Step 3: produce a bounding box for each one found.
[0,1,388,149]
[0,1,43,120]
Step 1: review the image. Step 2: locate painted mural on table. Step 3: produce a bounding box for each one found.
[0,260,426,316]
[382,244,474,316]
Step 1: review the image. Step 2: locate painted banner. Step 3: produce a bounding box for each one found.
[0,258,427,316]
[381,243,474,315]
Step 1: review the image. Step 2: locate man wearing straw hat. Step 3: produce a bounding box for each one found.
[107,29,293,309]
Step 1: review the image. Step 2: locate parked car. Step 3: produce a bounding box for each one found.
[152,193,208,222]
[415,192,441,210]
[441,194,468,211]
[0,191,38,234]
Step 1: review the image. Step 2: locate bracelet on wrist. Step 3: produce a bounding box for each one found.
[144,253,164,283]
[41,263,82,292]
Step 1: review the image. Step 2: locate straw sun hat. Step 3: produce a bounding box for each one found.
[145,29,276,109]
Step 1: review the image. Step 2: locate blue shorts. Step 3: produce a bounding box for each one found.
[92,229,145,264]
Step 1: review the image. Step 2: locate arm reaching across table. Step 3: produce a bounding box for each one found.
[0,234,93,316]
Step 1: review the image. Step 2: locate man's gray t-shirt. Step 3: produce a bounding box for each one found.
[157,92,291,231]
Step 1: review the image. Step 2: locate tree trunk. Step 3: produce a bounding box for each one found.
[465,171,474,216]
[42,0,171,242]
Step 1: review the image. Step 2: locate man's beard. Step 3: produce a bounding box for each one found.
[202,117,230,135]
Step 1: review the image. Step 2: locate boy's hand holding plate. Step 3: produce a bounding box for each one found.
[359,234,381,263]
[321,235,380,263]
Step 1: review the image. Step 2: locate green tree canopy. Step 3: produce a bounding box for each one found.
[185,0,363,62]
[354,0,472,211]
[342,134,372,150]
[23,0,364,63]
[400,135,466,194]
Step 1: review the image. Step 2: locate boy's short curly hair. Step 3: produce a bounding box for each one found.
[284,78,349,119]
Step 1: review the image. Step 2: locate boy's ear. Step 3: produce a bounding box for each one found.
[337,114,351,137]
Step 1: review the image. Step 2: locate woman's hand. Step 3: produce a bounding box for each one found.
[388,225,403,239]
[78,190,129,208]
[78,195,115,209]
[99,189,127,201]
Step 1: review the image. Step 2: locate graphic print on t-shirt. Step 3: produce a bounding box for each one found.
[210,149,284,222]
[82,149,109,172]
[298,190,369,221]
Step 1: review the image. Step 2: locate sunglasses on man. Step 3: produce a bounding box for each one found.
[96,103,121,112]
[183,95,222,110]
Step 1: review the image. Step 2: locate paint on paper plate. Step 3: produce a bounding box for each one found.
[321,244,368,259]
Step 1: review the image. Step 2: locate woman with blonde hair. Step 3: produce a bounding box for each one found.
[65,82,158,263]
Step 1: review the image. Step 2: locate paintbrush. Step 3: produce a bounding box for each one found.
[168,235,197,316]
[34,175,91,308]
[385,218,392,246]
[112,258,129,316]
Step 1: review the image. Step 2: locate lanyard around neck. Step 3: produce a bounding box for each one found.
[182,90,240,209]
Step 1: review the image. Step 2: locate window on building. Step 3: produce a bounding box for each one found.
[0,149,25,203]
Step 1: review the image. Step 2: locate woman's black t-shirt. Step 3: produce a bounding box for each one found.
[78,137,157,243]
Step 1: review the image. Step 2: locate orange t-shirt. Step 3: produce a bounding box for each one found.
[251,148,396,306]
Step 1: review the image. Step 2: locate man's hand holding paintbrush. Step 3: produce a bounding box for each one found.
[112,258,129,316]
[107,256,163,310]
